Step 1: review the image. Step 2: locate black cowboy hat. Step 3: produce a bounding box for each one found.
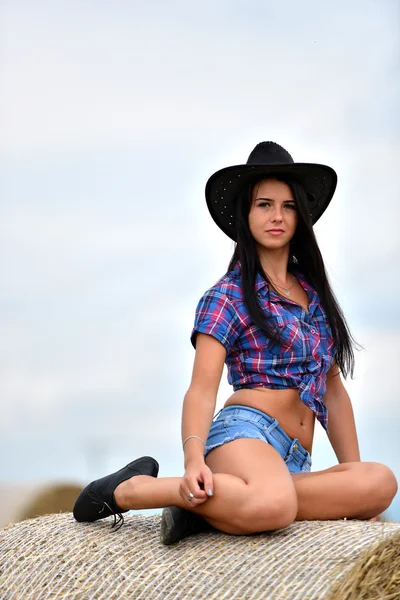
[205,141,337,241]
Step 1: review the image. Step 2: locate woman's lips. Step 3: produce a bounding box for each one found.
[266,229,285,235]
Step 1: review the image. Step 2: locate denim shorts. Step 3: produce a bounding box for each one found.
[204,405,312,474]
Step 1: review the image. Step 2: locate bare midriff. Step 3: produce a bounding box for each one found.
[224,388,315,454]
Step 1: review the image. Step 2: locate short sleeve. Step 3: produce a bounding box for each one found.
[191,289,241,352]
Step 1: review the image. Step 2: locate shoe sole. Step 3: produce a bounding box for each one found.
[160,507,177,545]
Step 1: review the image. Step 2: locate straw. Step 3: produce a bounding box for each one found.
[326,530,400,600]
[1,513,399,599]
[17,484,83,522]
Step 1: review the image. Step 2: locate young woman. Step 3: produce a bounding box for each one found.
[73,141,397,544]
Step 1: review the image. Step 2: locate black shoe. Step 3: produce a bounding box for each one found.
[73,456,159,530]
[160,506,212,545]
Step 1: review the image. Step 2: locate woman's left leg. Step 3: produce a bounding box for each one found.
[292,462,397,520]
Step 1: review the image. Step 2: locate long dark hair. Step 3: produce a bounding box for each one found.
[227,176,355,378]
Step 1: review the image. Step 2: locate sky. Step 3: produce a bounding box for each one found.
[1,0,399,519]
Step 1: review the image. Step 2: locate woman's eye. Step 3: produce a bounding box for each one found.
[284,204,296,210]
[258,202,270,208]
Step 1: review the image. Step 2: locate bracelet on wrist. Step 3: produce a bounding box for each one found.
[182,435,205,449]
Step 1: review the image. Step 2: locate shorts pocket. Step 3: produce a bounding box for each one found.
[222,415,266,438]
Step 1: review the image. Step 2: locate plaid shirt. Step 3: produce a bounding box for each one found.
[191,263,336,431]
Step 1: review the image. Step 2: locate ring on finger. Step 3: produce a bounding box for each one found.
[188,492,194,501]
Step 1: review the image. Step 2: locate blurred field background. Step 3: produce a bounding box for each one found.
[1,0,399,526]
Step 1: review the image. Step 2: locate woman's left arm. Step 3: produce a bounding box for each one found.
[323,363,361,463]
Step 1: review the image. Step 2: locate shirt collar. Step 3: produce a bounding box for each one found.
[231,262,320,311]
[292,270,320,310]
[255,271,269,292]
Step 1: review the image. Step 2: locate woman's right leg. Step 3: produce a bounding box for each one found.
[115,438,297,535]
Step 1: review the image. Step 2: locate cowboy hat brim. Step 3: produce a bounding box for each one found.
[205,163,337,241]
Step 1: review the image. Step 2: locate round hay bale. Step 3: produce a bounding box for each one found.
[326,531,400,600]
[17,484,83,521]
[1,513,400,599]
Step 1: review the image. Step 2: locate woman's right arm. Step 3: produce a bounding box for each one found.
[180,332,226,507]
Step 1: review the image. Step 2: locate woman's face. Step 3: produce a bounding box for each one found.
[248,178,298,251]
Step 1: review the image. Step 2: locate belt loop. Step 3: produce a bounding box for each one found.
[212,408,223,422]
[266,418,279,434]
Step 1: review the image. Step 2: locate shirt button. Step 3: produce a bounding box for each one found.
[311,328,316,334]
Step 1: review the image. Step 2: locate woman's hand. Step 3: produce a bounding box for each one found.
[180,459,214,508]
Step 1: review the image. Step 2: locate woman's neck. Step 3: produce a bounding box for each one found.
[257,246,291,284]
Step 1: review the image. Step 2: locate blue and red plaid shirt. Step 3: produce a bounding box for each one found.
[191,263,336,431]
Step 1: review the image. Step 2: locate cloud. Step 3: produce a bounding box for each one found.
[1,0,398,156]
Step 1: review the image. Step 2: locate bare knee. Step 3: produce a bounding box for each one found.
[231,488,298,534]
[364,463,398,515]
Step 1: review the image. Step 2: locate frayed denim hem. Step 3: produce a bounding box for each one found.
[204,432,266,458]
